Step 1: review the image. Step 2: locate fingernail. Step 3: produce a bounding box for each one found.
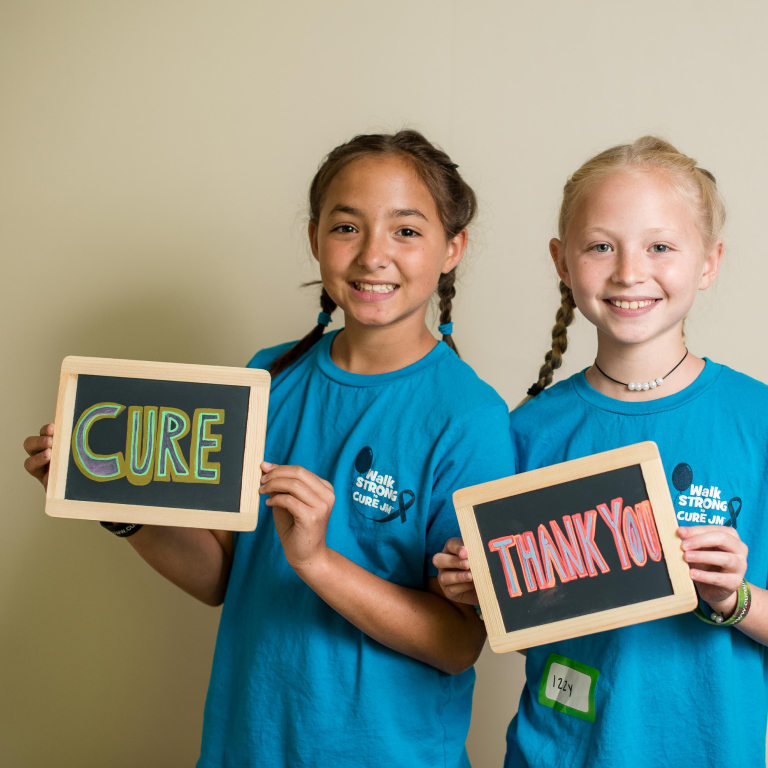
[44,438,51,447]
[43,449,50,458]
[262,462,274,470]
[461,559,469,568]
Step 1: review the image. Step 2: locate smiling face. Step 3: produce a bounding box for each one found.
[309,155,466,333]
[552,168,723,348]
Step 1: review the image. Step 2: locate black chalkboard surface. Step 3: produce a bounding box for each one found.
[453,442,697,653]
[46,357,270,531]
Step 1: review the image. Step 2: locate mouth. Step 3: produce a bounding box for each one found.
[349,280,400,303]
[604,297,661,316]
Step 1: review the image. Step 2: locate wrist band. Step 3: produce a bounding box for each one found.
[694,579,751,626]
[100,521,143,538]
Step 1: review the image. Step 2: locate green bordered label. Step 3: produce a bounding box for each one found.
[538,653,599,722]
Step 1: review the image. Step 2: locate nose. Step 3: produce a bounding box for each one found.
[611,248,647,287]
[356,228,391,272]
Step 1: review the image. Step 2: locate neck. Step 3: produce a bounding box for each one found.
[586,324,704,401]
[330,311,438,375]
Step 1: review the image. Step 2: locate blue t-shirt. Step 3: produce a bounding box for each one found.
[197,330,515,768]
[504,360,768,768]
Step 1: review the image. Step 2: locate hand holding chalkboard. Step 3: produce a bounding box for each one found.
[44,357,270,531]
[452,442,697,653]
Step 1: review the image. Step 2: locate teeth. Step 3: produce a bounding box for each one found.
[610,299,655,309]
[354,282,397,293]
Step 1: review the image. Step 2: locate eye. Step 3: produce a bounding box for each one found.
[651,244,670,253]
[592,243,612,253]
[396,228,420,237]
[332,224,357,234]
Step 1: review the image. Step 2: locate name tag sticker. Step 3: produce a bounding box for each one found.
[538,653,599,722]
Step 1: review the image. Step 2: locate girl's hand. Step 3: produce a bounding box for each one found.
[678,525,748,617]
[259,462,335,573]
[23,423,55,490]
[433,538,478,606]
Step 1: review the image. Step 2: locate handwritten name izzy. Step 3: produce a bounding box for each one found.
[72,403,224,485]
[488,498,662,598]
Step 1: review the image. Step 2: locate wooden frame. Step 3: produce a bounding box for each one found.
[46,356,270,531]
[453,442,697,653]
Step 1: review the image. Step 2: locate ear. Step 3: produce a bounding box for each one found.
[441,228,469,274]
[308,220,320,263]
[550,238,572,288]
[698,238,723,291]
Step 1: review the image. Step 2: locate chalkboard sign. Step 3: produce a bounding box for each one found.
[45,357,270,531]
[453,442,696,653]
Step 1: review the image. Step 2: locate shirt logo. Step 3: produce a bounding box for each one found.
[671,462,742,527]
[351,446,415,524]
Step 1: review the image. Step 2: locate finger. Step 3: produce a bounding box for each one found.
[437,569,474,588]
[443,537,468,558]
[260,477,329,509]
[40,423,55,437]
[261,465,331,498]
[680,529,747,552]
[689,569,742,589]
[24,449,51,475]
[23,434,53,456]
[432,552,470,571]
[684,549,743,571]
[679,525,741,542]
[264,494,317,522]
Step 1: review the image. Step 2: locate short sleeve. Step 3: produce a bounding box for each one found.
[424,401,515,577]
[246,341,296,372]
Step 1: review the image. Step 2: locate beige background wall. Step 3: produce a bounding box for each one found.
[2,2,767,766]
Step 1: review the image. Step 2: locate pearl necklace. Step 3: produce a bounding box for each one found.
[593,350,689,392]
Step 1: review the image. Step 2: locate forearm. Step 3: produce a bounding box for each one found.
[295,549,486,674]
[127,525,233,606]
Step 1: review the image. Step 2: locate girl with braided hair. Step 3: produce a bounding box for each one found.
[435,136,768,767]
[23,130,514,767]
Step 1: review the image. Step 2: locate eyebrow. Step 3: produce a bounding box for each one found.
[327,204,428,221]
[582,226,679,238]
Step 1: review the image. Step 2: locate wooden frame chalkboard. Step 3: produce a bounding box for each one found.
[45,357,270,531]
[453,442,697,653]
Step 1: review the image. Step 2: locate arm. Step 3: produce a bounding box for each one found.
[260,463,486,675]
[679,524,768,644]
[24,423,233,606]
[433,537,526,657]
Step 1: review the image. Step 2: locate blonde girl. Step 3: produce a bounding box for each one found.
[436,137,768,767]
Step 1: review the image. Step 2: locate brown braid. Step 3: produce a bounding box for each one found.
[527,281,576,396]
[437,269,458,356]
[270,285,337,376]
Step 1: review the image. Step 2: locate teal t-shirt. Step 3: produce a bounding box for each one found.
[504,360,768,768]
[196,330,516,768]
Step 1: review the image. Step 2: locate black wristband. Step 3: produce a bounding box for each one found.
[100,521,143,538]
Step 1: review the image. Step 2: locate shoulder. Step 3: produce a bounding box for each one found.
[509,375,580,430]
[432,348,509,418]
[713,362,768,399]
[246,341,298,371]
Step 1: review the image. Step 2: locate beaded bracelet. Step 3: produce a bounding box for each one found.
[694,579,751,626]
[474,604,484,622]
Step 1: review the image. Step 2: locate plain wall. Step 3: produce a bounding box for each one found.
[2,2,767,766]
